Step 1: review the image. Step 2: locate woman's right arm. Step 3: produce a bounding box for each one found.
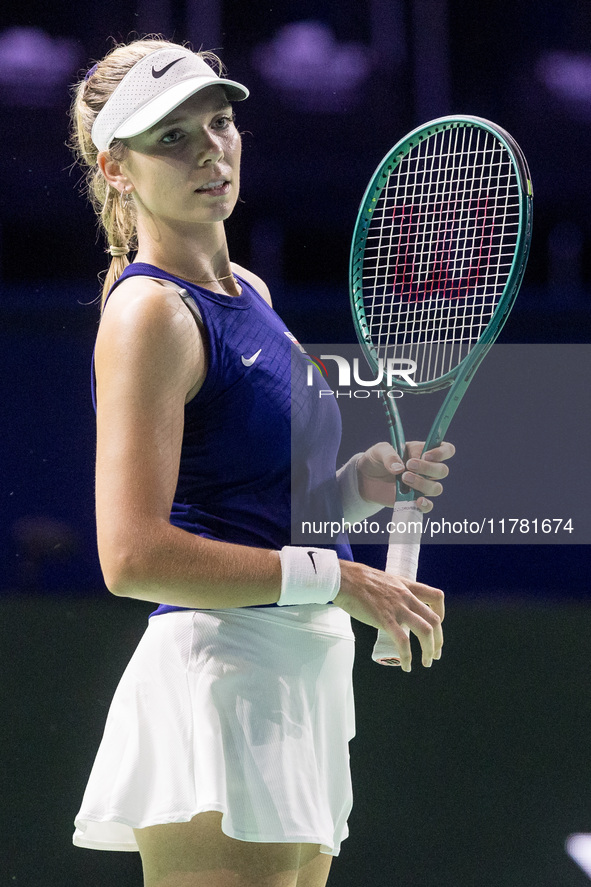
[94,278,283,608]
[95,278,442,668]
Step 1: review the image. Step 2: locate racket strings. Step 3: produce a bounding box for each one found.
[361,126,520,382]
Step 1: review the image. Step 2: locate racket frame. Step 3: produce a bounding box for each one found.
[349,115,533,468]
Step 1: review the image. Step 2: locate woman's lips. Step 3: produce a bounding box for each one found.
[195,180,230,196]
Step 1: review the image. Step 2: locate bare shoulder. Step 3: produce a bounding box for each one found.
[231,263,273,307]
[100,275,198,335]
[96,275,204,398]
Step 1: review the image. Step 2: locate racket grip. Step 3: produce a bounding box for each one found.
[372,500,423,666]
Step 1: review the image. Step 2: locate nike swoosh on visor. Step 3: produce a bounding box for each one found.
[152,58,184,78]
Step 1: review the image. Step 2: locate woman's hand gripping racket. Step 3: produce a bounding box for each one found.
[349,116,533,666]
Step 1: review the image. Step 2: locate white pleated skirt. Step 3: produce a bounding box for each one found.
[73,604,356,856]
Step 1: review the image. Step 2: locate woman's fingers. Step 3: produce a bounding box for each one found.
[402,440,456,505]
[414,581,445,622]
[336,562,444,672]
[382,622,413,672]
[402,471,444,498]
[406,440,456,463]
[405,584,444,664]
[381,607,442,671]
[379,581,445,670]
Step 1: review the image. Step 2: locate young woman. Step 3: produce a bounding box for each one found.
[70,38,453,887]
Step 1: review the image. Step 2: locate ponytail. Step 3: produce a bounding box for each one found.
[98,185,136,309]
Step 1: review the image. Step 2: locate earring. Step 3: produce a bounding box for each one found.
[120,187,132,208]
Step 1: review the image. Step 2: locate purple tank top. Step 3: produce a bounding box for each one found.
[96,263,352,613]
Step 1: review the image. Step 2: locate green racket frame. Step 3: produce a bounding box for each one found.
[349,115,533,496]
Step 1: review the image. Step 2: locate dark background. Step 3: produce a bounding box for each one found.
[1,2,590,885]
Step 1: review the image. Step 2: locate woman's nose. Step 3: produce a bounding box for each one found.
[198,129,224,164]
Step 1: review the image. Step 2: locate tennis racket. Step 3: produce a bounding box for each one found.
[349,115,533,665]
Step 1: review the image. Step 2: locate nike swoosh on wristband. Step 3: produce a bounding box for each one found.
[241,349,262,367]
[152,58,184,78]
[307,551,318,573]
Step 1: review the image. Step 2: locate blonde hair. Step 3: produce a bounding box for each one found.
[69,38,224,309]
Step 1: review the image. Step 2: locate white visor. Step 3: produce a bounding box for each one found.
[91,47,249,152]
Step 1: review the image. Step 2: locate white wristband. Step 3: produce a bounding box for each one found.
[336,452,384,523]
[278,546,341,606]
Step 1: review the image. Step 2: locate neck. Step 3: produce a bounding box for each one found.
[134,217,238,294]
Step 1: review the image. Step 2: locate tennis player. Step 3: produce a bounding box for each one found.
[70,38,453,887]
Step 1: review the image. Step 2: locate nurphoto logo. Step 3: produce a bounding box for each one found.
[305,354,417,398]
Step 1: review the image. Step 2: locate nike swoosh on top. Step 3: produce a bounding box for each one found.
[152,58,183,78]
[241,349,262,367]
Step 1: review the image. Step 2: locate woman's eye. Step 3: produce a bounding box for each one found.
[161,130,183,145]
[214,113,235,130]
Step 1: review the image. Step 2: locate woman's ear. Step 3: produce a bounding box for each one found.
[98,151,133,195]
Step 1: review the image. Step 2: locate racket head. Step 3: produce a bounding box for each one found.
[349,115,533,397]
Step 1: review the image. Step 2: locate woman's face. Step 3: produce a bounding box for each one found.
[120,85,242,228]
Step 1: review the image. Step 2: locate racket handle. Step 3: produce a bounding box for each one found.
[372,500,423,666]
